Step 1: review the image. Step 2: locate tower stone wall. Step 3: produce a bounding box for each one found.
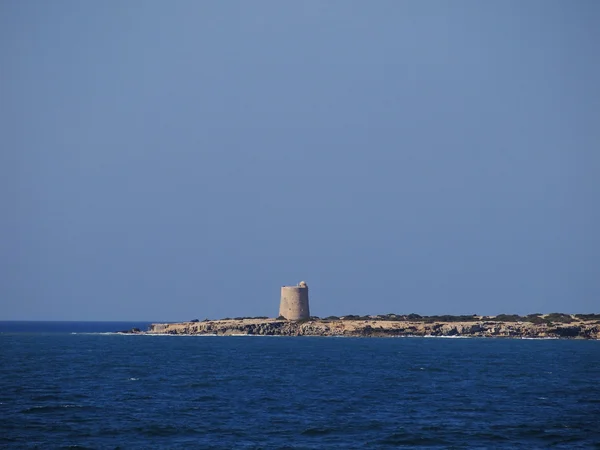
[279,282,310,320]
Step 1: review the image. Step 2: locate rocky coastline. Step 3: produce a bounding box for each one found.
[124,315,600,339]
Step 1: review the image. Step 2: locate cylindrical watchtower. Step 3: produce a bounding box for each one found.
[279,281,310,320]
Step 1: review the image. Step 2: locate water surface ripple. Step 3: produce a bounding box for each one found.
[1,333,599,448]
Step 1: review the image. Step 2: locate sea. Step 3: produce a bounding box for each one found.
[1,322,599,449]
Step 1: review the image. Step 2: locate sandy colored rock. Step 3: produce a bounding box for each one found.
[144,317,600,339]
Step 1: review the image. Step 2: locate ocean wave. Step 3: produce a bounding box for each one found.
[3,331,598,448]
[422,334,471,338]
[72,332,126,336]
[521,337,559,340]
[20,404,93,414]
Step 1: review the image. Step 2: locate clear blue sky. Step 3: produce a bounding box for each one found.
[1,1,598,321]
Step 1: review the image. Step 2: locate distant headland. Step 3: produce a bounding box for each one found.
[120,281,600,339]
[133,313,600,339]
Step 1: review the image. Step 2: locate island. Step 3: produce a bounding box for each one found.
[123,313,600,339]
[119,282,599,339]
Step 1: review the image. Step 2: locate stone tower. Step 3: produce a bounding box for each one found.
[279,281,310,320]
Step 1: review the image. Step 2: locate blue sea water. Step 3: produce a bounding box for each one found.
[1,323,599,449]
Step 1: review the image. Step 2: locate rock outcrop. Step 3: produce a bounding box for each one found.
[143,318,600,339]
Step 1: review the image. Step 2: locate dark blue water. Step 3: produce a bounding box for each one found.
[1,323,599,449]
[0,321,153,334]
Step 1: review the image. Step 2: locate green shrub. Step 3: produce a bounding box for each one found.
[545,313,574,323]
[525,315,549,325]
[574,313,600,321]
[423,314,480,323]
[494,314,523,322]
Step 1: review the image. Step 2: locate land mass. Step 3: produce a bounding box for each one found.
[126,313,600,339]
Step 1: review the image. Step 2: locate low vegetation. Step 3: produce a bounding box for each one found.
[574,313,600,320]
[336,313,481,322]
[233,316,269,320]
[206,313,597,324]
[544,313,575,323]
[329,312,593,324]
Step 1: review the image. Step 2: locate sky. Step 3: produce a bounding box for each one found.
[1,1,598,321]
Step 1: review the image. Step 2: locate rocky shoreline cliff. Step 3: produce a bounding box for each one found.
[136,315,600,339]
